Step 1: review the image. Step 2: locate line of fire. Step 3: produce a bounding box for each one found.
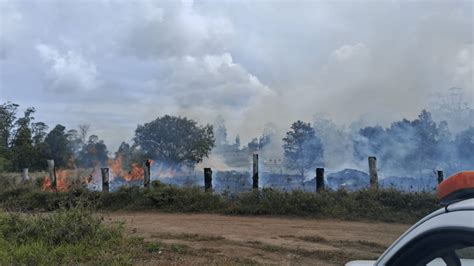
[36,154,445,194]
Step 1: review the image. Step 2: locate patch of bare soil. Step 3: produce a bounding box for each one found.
[102,212,410,265]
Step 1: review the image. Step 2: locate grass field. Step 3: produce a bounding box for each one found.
[0,208,410,265]
[0,172,439,264]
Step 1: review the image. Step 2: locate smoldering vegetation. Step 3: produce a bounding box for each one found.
[1,93,473,194]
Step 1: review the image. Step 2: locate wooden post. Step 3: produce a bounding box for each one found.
[101,168,109,192]
[204,168,212,192]
[144,160,151,188]
[47,159,57,191]
[21,168,29,181]
[252,154,259,190]
[437,170,444,184]
[316,168,325,192]
[368,156,378,189]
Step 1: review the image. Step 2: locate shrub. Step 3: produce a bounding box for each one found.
[0,183,439,223]
[0,208,138,264]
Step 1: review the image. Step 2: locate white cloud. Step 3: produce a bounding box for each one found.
[36,44,99,92]
[1,0,472,151]
[125,1,234,58]
[149,53,273,112]
[332,43,369,62]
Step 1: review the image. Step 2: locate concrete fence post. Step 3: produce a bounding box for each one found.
[204,168,212,192]
[252,154,259,190]
[101,168,109,192]
[316,168,325,192]
[368,156,378,189]
[21,168,29,181]
[47,159,57,191]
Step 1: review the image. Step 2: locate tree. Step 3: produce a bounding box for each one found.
[134,115,215,168]
[352,110,454,175]
[66,129,82,156]
[0,102,19,171]
[78,124,90,144]
[10,107,36,170]
[0,102,19,148]
[76,135,109,168]
[44,124,72,168]
[410,110,440,171]
[454,127,474,170]
[282,120,324,176]
[32,122,49,145]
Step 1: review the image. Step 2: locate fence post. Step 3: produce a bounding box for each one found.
[368,156,378,189]
[316,168,325,192]
[47,159,57,191]
[101,168,109,192]
[437,170,444,185]
[144,159,151,188]
[252,154,259,190]
[21,168,29,181]
[204,168,212,192]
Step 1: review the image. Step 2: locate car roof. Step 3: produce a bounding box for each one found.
[447,198,474,212]
[376,198,474,265]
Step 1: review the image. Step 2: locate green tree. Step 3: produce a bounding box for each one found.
[0,102,19,171]
[31,122,49,145]
[10,107,36,170]
[0,102,19,148]
[44,124,72,168]
[77,135,109,168]
[134,115,214,168]
[282,120,324,176]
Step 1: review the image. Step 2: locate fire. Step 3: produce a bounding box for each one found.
[126,163,145,181]
[109,154,145,181]
[42,176,52,191]
[154,163,176,178]
[42,169,70,192]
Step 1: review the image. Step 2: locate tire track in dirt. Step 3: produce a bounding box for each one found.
[102,212,410,265]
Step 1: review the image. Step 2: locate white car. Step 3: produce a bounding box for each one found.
[346,171,474,266]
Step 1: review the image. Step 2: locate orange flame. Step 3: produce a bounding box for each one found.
[56,170,69,192]
[42,176,52,191]
[42,169,74,192]
[108,154,145,181]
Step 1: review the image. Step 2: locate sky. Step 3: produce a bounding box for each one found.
[1,0,473,152]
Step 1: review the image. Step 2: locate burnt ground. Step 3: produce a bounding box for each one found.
[102,212,410,265]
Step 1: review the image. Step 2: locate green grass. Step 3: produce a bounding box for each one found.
[0,175,440,224]
[0,208,153,264]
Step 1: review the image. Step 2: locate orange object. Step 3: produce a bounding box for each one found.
[437,171,474,204]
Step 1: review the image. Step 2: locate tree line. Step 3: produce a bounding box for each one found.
[1,101,472,177]
[0,102,108,171]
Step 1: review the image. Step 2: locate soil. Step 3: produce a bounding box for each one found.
[102,212,410,265]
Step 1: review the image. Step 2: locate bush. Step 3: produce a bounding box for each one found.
[0,208,139,264]
[0,182,439,223]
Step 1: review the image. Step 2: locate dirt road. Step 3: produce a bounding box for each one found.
[103,212,410,265]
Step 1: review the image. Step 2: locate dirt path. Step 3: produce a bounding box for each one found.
[103,212,410,265]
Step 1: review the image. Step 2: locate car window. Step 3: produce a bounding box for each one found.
[387,229,474,266]
[427,258,447,266]
[426,247,474,266]
[456,247,474,260]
